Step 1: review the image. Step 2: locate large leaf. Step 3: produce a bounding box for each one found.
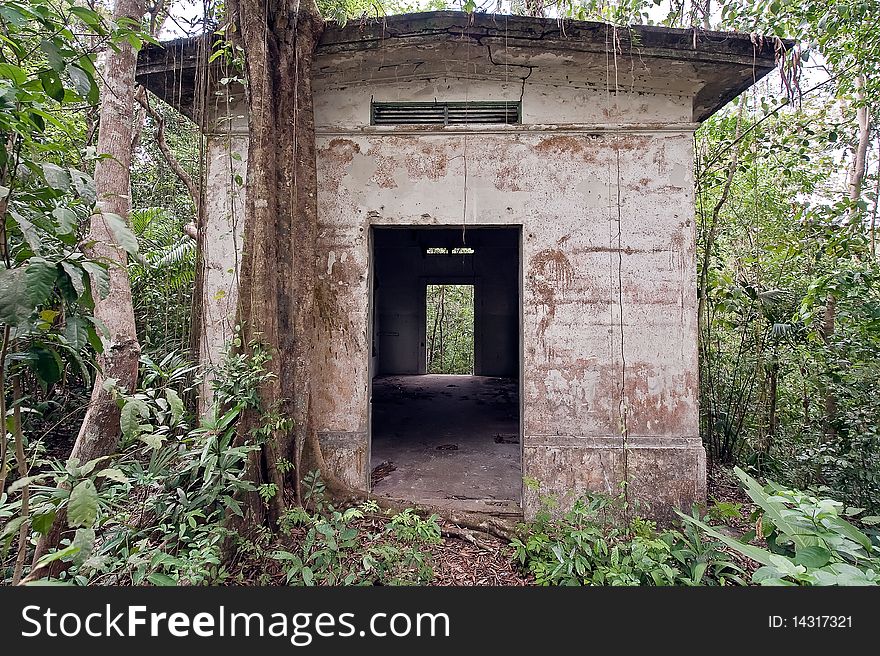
[147,573,177,586]
[67,479,98,528]
[0,267,30,324]
[41,163,70,190]
[31,511,57,536]
[31,344,63,386]
[733,467,813,551]
[65,64,92,99]
[676,510,800,574]
[63,315,90,351]
[120,398,149,440]
[69,168,95,204]
[25,258,58,307]
[52,207,77,234]
[795,545,832,569]
[101,212,139,255]
[165,388,184,424]
[82,261,109,299]
[96,468,128,484]
[61,261,86,297]
[71,528,95,566]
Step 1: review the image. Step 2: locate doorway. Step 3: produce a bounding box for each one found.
[426,284,474,375]
[369,227,521,512]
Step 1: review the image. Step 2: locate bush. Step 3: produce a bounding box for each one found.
[510,493,745,586]
[679,467,880,586]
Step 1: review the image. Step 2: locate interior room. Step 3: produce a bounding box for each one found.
[370,227,521,511]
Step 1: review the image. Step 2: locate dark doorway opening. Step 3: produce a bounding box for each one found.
[370,227,521,512]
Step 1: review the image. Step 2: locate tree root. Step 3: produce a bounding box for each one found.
[322,471,519,543]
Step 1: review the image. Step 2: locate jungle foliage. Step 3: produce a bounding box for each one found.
[1,0,880,585]
[426,284,475,375]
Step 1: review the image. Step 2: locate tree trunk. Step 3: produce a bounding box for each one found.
[32,0,145,574]
[822,74,871,440]
[225,0,329,526]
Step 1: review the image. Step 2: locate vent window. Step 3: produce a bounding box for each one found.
[371,101,520,126]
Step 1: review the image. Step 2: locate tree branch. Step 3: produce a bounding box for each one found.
[135,86,200,212]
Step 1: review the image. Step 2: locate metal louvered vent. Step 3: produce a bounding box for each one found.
[371,101,521,126]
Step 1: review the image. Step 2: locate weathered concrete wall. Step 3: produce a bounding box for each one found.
[313,127,703,517]
[197,129,247,411]
[198,41,706,517]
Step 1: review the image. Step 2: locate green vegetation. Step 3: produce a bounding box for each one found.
[2,0,880,585]
[426,284,474,375]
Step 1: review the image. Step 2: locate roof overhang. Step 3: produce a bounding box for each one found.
[136,11,792,123]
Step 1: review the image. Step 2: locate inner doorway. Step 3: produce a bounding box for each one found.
[426,284,474,375]
[369,227,521,512]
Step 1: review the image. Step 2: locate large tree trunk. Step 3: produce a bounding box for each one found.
[31,0,145,574]
[225,0,329,526]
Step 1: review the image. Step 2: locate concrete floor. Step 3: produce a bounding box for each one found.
[371,375,521,513]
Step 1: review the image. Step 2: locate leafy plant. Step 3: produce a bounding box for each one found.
[678,467,880,585]
[511,492,744,586]
[273,476,437,586]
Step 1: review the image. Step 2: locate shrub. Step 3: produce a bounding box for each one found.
[678,467,880,586]
[510,493,744,586]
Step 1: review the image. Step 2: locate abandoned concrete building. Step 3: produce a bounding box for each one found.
[136,11,784,519]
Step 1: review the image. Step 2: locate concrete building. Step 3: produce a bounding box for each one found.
[137,11,785,519]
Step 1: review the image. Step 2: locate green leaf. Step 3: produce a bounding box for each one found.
[101,212,139,255]
[61,262,86,298]
[795,545,832,569]
[120,398,149,440]
[96,468,128,484]
[71,527,95,566]
[25,259,58,306]
[147,573,177,586]
[34,543,80,569]
[9,210,42,252]
[0,62,26,85]
[67,479,98,528]
[40,40,65,72]
[825,516,872,552]
[69,6,103,30]
[8,474,47,493]
[52,207,77,234]
[66,64,92,99]
[1,517,27,542]
[0,267,30,324]
[301,566,314,586]
[39,70,65,102]
[165,388,184,424]
[42,163,70,190]
[733,467,813,551]
[69,168,95,204]
[31,345,63,386]
[139,433,165,450]
[676,510,782,569]
[32,511,57,535]
[64,315,90,351]
[82,261,109,299]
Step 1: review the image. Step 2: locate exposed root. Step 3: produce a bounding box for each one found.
[321,470,518,543]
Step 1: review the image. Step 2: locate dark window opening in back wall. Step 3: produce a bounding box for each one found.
[371,101,521,126]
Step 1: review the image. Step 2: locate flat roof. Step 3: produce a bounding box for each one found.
[137,10,791,122]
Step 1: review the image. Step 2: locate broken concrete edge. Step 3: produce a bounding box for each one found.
[136,10,794,122]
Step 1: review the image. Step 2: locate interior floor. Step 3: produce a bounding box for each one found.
[370,375,521,512]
